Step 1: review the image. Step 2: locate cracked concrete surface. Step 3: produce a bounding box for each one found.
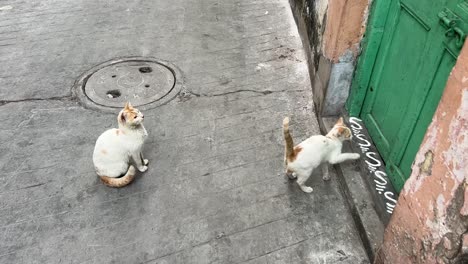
[185,88,304,98]
[0,0,368,263]
[0,96,73,106]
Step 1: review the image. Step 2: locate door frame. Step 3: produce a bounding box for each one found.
[346,0,392,116]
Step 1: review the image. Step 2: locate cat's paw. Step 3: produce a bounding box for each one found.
[300,186,313,193]
[138,165,148,172]
[286,172,297,180]
[143,159,149,165]
[351,153,360,159]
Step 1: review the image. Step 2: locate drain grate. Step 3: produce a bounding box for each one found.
[74,57,182,111]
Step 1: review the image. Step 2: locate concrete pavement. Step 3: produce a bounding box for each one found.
[0,0,368,263]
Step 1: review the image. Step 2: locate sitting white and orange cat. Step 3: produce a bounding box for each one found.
[282,117,359,193]
[93,102,148,188]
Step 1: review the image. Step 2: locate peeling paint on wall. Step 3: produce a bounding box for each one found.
[418,150,434,175]
[443,89,468,185]
[404,113,440,195]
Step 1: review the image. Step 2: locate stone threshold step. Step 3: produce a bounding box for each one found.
[318,115,393,262]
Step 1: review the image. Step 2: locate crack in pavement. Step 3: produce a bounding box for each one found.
[183,88,305,98]
[0,96,73,106]
[1,89,305,106]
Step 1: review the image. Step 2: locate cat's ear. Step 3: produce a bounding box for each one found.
[118,111,126,123]
[336,117,344,126]
[124,102,130,110]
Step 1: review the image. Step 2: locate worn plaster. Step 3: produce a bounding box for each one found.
[322,0,369,61]
[322,60,355,116]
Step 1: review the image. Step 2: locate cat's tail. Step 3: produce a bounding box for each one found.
[100,165,136,188]
[283,117,295,162]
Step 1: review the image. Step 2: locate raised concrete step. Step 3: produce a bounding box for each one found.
[319,116,386,262]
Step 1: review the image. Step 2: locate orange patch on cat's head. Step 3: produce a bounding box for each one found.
[118,102,143,126]
[123,110,138,122]
[335,125,352,139]
[327,117,352,140]
[336,127,345,135]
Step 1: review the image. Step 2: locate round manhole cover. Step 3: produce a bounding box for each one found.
[74,57,182,111]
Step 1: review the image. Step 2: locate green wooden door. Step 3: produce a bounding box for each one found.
[359,0,467,191]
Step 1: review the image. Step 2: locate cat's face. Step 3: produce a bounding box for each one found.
[118,102,144,126]
[330,117,352,141]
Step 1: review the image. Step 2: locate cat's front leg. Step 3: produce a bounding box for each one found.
[132,152,148,172]
[140,153,149,166]
[328,153,360,164]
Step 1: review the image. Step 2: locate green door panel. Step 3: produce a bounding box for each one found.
[399,51,456,188]
[362,0,435,162]
[353,0,467,191]
[345,0,392,117]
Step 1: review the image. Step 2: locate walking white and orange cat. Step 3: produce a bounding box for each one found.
[283,117,360,193]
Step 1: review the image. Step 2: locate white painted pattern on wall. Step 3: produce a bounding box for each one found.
[349,117,397,214]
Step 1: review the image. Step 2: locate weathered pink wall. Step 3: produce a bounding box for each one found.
[375,43,468,263]
[322,0,369,61]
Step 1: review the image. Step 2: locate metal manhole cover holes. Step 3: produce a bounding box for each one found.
[74,57,182,111]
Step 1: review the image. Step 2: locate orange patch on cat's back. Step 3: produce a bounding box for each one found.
[294,146,303,154]
[116,130,120,135]
[101,149,107,155]
[290,146,303,161]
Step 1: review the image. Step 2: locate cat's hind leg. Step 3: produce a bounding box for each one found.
[296,169,313,193]
[322,164,330,181]
[286,169,297,180]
